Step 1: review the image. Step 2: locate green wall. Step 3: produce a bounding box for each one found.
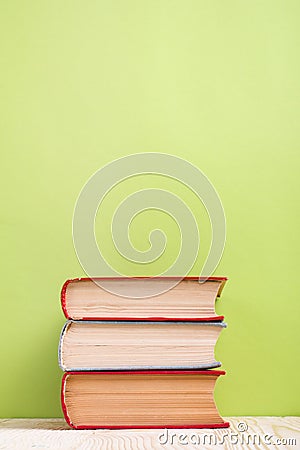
[1,1,299,417]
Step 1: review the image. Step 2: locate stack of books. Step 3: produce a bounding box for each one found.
[58,276,229,429]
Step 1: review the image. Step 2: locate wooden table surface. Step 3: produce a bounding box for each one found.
[0,417,299,449]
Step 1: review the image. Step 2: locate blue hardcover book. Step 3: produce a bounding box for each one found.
[59,320,226,371]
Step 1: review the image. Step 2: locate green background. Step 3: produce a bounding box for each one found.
[1,1,299,417]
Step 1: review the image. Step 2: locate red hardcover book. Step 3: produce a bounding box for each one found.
[61,370,229,429]
[61,276,227,321]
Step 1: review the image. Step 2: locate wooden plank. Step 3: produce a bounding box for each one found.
[0,417,299,449]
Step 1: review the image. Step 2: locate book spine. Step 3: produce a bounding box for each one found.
[58,321,72,371]
[61,373,74,429]
[61,280,72,320]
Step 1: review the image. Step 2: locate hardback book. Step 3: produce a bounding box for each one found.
[61,370,229,429]
[61,276,227,321]
[59,320,226,371]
